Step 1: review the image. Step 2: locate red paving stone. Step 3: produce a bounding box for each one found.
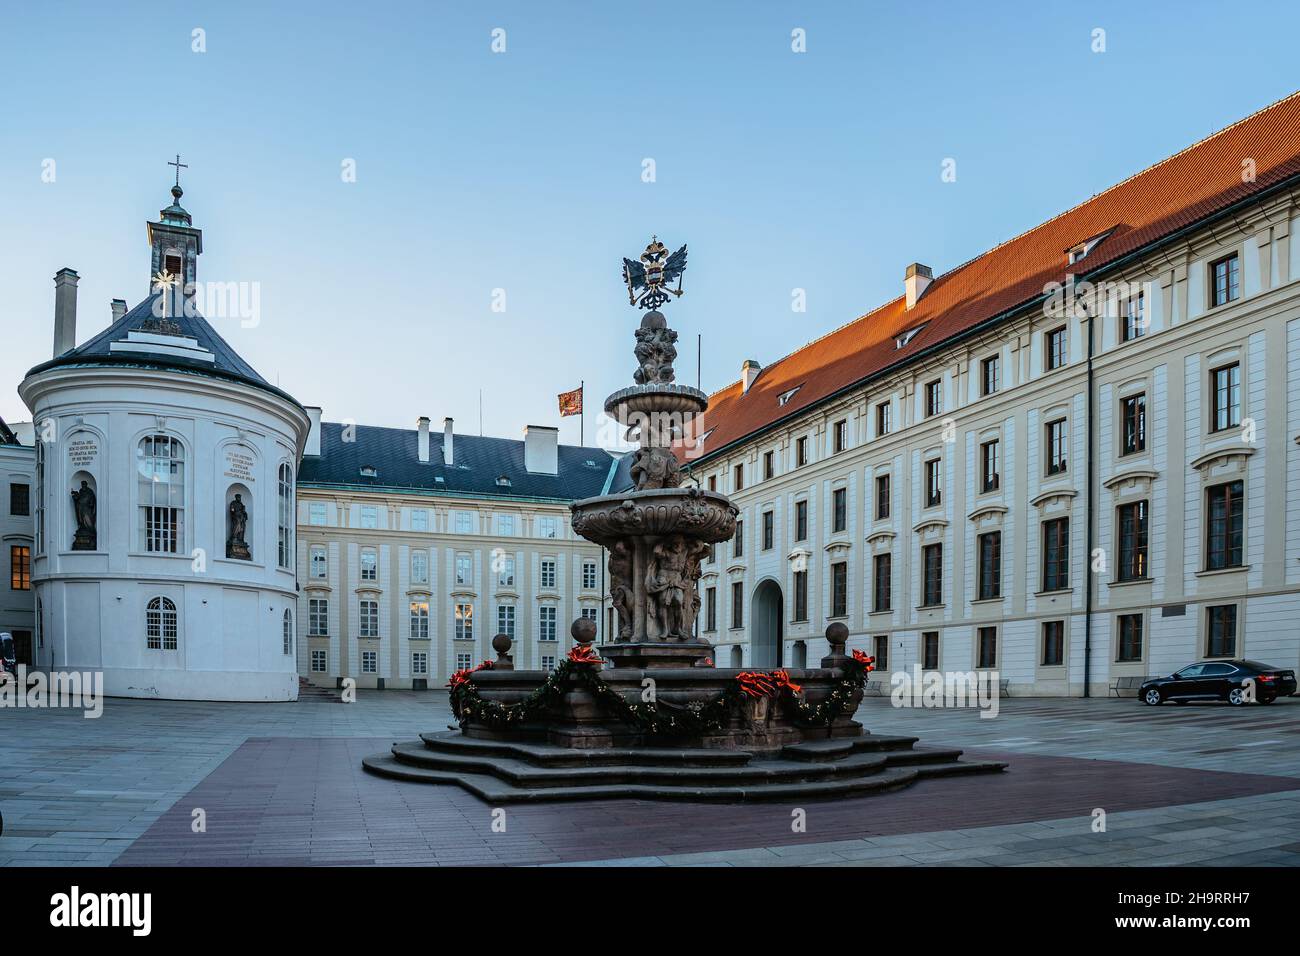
[113,737,1300,866]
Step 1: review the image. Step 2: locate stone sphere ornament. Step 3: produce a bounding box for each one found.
[571,617,597,646]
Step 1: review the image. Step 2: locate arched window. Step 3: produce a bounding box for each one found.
[282,608,294,656]
[146,597,178,650]
[277,463,293,569]
[137,436,185,553]
[34,439,45,554]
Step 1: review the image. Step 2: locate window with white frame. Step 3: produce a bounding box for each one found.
[497,604,515,639]
[360,548,377,581]
[308,598,328,636]
[540,655,556,672]
[455,553,472,586]
[582,560,598,590]
[137,435,184,553]
[455,511,474,534]
[310,545,327,579]
[539,605,557,642]
[308,502,327,526]
[455,603,473,640]
[411,549,428,584]
[277,463,293,568]
[359,599,379,637]
[282,608,294,655]
[540,558,556,589]
[311,649,327,672]
[412,651,428,676]
[456,652,473,670]
[409,601,429,639]
[496,513,516,536]
[537,515,559,539]
[360,505,378,529]
[361,651,377,674]
[411,508,428,532]
[497,553,515,587]
[146,596,178,650]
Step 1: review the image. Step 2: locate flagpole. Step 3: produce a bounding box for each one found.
[580,379,584,446]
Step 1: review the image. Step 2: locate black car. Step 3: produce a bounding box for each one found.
[1140,660,1297,706]
[0,632,14,678]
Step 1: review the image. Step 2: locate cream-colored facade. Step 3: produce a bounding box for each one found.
[294,477,611,689]
[694,189,1300,696]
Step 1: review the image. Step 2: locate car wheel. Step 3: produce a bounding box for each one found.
[1228,687,1248,706]
[1143,688,1162,706]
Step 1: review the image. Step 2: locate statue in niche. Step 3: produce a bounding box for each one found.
[629,445,680,491]
[645,535,690,640]
[607,540,634,640]
[70,480,97,550]
[226,493,251,560]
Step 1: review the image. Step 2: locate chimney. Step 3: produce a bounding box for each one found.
[443,417,454,466]
[904,262,933,310]
[53,268,79,357]
[110,298,128,323]
[741,359,762,394]
[304,406,322,456]
[523,425,558,475]
[417,416,431,463]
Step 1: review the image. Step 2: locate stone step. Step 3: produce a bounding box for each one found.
[781,734,920,761]
[393,741,891,789]
[362,753,924,803]
[419,731,754,768]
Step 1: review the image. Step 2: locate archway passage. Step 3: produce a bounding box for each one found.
[751,580,784,668]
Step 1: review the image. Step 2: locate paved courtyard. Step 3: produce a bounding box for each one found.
[1,691,1298,867]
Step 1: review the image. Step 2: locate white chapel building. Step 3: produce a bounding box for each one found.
[18,181,311,701]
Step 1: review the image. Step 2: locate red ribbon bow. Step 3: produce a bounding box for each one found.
[566,644,603,665]
[852,649,876,672]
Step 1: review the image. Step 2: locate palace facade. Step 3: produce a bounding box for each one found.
[687,93,1300,696]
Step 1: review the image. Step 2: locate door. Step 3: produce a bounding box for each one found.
[751,580,784,668]
[11,630,32,666]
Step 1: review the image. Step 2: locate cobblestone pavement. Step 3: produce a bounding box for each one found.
[1,691,1296,867]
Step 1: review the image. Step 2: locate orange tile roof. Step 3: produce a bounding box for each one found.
[692,91,1300,461]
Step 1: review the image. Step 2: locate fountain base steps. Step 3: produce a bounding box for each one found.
[361,730,1006,803]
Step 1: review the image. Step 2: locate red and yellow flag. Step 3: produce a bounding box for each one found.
[558,386,583,417]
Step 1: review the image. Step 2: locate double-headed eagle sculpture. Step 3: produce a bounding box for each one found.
[622,236,688,310]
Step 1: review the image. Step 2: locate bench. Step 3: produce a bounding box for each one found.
[863,679,887,697]
[1109,675,1150,698]
[998,677,1011,698]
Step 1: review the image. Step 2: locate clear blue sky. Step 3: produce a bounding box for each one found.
[2,0,1297,447]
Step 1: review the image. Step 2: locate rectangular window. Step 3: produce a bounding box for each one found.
[537,516,559,539]
[308,598,328,636]
[143,506,180,554]
[922,543,942,607]
[411,550,428,584]
[833,419,848,453]
[10,545,30,590]
[540,655,556,673]
[924,380,942,418]
[875,474,891,520]
[977,626,997,669]
[540,558,556,590]
[795,500,808,541]
[980,440,999,493]
[1209,363,1240,433]
[361,651,377,674]
[1117,614,1143,662]
[496,514,515,536]
[708,475,717,491]
[832,488,847,533]
[733,463,744,492]
[1121,292,1145,342]
[705,586,716,632]
[454,603,473,640]
[872,553,891,612]
[497,555,515,588]
[873,635,889,672]
[1117,501,1149,581]
[1041,517,1070,591]
[308,502,327,526]
[924,458,942,508]
[1210,252,1240,307]
[9,482,30,516]
[795,436,808,467]
[1046,326,1067,370]
[793,569,808,622]
[1205,480,1244,570]
[1121,393,1146,454]
[733,519,745,559]
[876,401,891,436]
[412,651,427,676]
[922,631,939,670]
[539,606,557,642]
[358,599,379,638]
[977,531,1001,600]
[409,601,429,640]
[310,545,327,579]
[1206,605,1237,657]
[411,509,428,532]
[456,652,473,671]
[1043,620,1065,666]
[311,649,327,672]
[497,604,515,639]
[761,510,774,550]
[455,511,474,534]
[1045,418,1068,475]
[455,553,472,586]
[981,355,1000,396]
[731,581,743,629]
[831,561,847,617]
[360,505,378,529]
[360,549,377,581]
[763,450,775,480]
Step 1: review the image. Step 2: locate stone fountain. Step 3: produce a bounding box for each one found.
[362,239,1005,801]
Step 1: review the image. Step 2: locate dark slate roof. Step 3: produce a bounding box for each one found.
[0,417,18,446]
[23,293,300,407]
[298,422,630,502]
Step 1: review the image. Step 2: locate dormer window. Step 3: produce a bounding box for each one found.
[359,465,377,479]
[1067,231,1110,265]
[895,325,926,349]
[496,475,512,487]
[777,386,802,407]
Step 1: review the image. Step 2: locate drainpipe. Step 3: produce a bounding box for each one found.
[1079,284,1096,698]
